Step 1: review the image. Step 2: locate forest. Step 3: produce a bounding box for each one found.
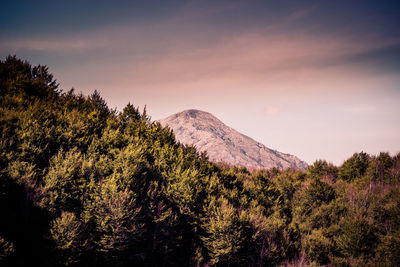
[1,56,399,266]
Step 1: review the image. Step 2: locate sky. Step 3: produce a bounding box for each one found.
[1,0,400,165]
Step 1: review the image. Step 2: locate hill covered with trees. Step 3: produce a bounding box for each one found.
[1,56,399,266]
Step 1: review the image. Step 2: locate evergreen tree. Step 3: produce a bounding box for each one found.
[1,56,399,266]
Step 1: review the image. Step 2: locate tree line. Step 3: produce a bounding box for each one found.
[1,56,399,266]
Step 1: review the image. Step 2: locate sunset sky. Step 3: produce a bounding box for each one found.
[1,0,399,165]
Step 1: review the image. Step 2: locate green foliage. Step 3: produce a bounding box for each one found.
[50,211,84,266]
[41,148,87,214]
[336,217,377,257]
[92,177,144,260]
[0,55,59,100]
[302,229,333,265]
[338,152,369,182]
[297,178,335,217]
[1,56,399,266]
[308,159,337,179]
[201,196,245,266]
[374,230,400,266]
[367,152,394,183]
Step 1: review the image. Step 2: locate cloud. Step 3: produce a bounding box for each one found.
[0,36,109,52]
[5,4,399,107]
[119,30,400,89]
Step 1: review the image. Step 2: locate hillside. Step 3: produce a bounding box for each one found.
[158,109,307,170]
[1,56,400,267]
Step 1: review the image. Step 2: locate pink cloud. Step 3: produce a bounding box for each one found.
[121,31,400,89]
[0,37,109,52]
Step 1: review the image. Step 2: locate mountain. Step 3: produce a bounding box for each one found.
[158,109,308,170]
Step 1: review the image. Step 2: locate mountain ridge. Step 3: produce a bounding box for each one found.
[158,109,308,170]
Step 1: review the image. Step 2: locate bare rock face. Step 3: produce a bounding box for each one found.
[158,109,308,170]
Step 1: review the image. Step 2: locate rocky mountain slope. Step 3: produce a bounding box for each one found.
[158,109,307,170]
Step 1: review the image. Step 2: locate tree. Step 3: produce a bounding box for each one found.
[338,152,369,182]
[336,217,377,257]
[201,196,245,266]
[91,177,144,264]
[50,211,84,266]
[41,148,86,214]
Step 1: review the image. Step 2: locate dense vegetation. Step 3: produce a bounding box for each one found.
[1,56,399,266]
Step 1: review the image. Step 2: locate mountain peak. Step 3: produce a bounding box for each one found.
[158,110,307,170]
[179,109,209,116]
[173,109,217,120]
